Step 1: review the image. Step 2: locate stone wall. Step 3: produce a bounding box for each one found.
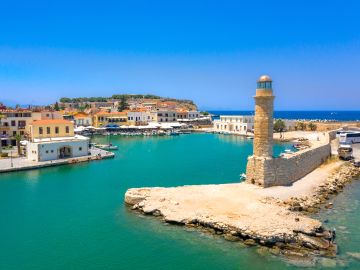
[246,142,331,187]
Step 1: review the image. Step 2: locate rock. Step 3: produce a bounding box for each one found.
[307,207,317,213]
[244,239,257,246]
[347,252,360,260]
[269,246,281,255]
[319,257,337,268]
[224,234,240,242]
[256,246,269,256]
[124,188,151,205]
[298,234,330,250]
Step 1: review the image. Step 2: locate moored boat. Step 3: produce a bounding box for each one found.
[95,144,118,150]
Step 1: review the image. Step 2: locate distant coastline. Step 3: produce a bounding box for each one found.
[209,110,360,121]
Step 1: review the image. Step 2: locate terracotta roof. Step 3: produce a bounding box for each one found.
[30,119,73,125]
[95,111,127,116]
[73,112,89,118]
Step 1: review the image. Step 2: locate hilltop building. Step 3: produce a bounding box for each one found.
[26,119,89,162]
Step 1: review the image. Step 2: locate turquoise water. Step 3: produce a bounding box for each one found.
[0,133,359,269]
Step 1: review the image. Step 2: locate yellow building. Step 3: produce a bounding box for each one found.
[92,111,128,127]
[26,119,89,162]
[73,112,93,127]
[27,119,74,141]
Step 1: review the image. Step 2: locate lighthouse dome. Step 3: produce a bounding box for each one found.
[257,75,272,89]
[257,75,272,82]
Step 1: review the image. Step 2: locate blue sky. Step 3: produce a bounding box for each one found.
[0,0,359,110]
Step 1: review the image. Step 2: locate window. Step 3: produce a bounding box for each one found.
[47,127,51,134]
[55,127,59,134]
[46,150,49,153]
[13,131,16,136]
[11,120,16,126]
[51,150,54,153]
[65,126,69,133]
[79,147,82,151]
[20,131,24,135]
[39,127,43,134]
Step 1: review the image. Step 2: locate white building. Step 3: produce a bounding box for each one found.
[187,111,200,119]
[27,136,90,162]
[127,110,153,125]
[213,115,254,134]
[26,119,90,162]
[156,110,177,122]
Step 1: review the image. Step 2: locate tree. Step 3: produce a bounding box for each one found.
[118,96,129,112]
[54,102,60,111]
[296,122,307,131]
[308,122,317,131]
[14,134,22,156]
[274,119,286,133]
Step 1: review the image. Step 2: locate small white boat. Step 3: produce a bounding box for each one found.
[95,144,118,150]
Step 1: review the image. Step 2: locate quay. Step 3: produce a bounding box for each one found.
[0,147,114,174]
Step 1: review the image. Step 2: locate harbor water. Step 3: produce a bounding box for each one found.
[1,133,360,269]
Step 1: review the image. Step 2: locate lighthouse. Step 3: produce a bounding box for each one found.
[253,75,275,158]
[246,75,276,187]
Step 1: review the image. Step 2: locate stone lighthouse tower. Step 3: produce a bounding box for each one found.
[246,75,276,187]
[253,75,274,158]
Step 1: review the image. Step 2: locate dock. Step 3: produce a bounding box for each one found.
[0,147,114,173]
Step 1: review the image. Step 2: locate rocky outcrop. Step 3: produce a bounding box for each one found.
[125,183,337,258]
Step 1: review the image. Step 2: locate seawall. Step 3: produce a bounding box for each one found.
[246,132,332,187]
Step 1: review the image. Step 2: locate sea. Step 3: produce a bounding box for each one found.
[0,134,360,269]
[210,111,360,121]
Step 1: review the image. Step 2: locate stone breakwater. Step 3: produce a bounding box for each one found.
[277,163,360,214]
[125,183,337,258]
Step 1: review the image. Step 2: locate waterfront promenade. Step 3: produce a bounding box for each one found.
[0,147,114,173]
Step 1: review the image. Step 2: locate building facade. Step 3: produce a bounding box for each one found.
[187,111,200,119]
[156,110,177,122]
[127,110,154,125]
[92,111,128,127]
[213,115,254,134]
[73,112,93,127]
[26,119,89,162]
